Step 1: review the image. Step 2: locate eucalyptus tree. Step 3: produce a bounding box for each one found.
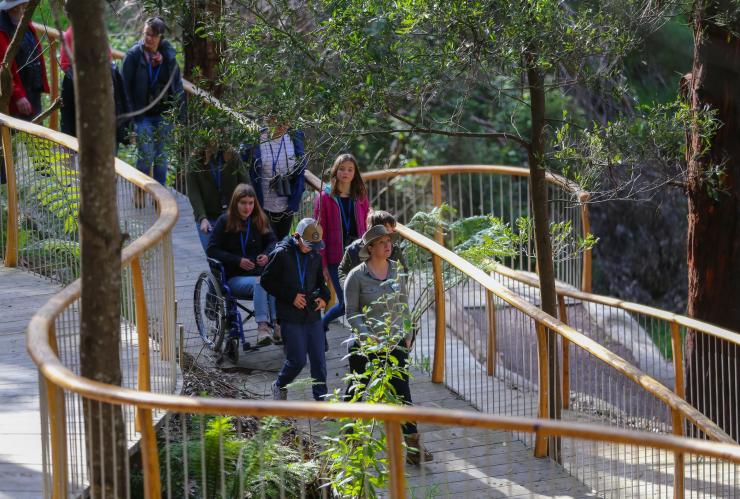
[67,0,127,494]
[683,0,740,441]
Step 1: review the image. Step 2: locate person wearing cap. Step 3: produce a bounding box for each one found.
[338,210,406,287]
[343,224,433,465]
[0,0,50,119]
[261,218,330,401]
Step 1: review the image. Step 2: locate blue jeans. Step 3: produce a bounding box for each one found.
[134,116,171,185]
[226,276,276,324]
[322,264,344,330]
[196,218,217,252]
[276,320,327,400]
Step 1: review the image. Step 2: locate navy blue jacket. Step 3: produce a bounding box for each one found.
[121,40,184,121]
[261,236,330,324]
[240,129,307,214]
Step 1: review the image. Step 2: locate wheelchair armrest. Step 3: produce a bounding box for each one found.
[207,258,227,282]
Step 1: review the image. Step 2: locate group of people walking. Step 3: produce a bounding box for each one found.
[193,146,432,464]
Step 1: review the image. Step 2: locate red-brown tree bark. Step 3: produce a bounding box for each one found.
[684,0,740,441]
[183,0,223,97]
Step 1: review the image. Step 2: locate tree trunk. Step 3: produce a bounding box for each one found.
[527,57,562,460]
[183,0,223,97]
[67,0,127,494]
[684,1,740,441]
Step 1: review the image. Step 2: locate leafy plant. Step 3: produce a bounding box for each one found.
[322,294,414,498]
[157,415,320,498]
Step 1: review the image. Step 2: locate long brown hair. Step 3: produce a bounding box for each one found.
[329,153,367,199]
[225,184,270,234]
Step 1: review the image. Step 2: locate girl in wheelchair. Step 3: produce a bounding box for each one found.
[207,183,279,345]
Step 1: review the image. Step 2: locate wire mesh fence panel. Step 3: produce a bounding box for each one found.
[10,131,81,284]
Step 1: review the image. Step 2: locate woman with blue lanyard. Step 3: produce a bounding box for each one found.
[241,119,308,240]
[314,153,370,336]
[207,184,279,346]
[122,17,185,187]
[186,142,248,251]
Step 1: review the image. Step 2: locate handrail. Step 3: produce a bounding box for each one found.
[13,24,740,496]
[362,164,590,202]
[395,224,734,444]
[491,263,740,347]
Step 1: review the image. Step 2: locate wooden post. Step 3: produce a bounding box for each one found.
[486,290,496,376]
[161,234,175,362]
[534,322,549,458]
[670,321,686,498]
[49,37,59,130]
[2,125,18,267]
[580,199,592,292]
[131,257,150,432]
[558,295,570,410]
[430,172,446,383]
[137,408,162,499]
[385,420,406,499]
[46,324,68,499]
[431,254,446,383]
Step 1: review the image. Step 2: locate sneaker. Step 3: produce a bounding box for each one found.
[271,381,287,401]
[272,323,282,345]
[257,322,273,346]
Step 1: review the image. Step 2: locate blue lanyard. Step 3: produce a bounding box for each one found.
[209,154,223,193]
[239,219,252,257]
[147,60,162,90]
[267,135,286,176]
[334,196,353,235]
[294,250,308,290]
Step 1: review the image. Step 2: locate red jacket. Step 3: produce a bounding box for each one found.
[314,188,369,267]
[0,22,50,116]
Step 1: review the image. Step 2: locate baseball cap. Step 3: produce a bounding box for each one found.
[294,218,325,250]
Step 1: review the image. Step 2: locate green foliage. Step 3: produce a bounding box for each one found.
[159,415,320,498]
[405,204,597,271]
[554,99,720,200]
[23,136,80,236]
[323,295,413,498]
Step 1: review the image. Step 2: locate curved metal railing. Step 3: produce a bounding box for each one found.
[5,25,740,498]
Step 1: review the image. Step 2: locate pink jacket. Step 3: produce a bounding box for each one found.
[314,189,369,267]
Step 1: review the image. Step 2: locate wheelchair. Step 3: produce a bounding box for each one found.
[193,258,258,364]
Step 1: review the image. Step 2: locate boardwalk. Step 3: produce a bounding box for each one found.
[0,266,59,498]
[169,192,595,497]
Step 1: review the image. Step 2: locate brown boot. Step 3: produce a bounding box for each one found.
[404,433,433,465]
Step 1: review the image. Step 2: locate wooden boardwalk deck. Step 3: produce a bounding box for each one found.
[0,266,59,498]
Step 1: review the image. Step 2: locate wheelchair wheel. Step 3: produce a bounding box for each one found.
[194,271,226,352]
[226,337,239,364]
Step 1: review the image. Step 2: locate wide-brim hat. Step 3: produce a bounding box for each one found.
[0,0,29,10]
[358,225,399,260]
[294,217,325,250]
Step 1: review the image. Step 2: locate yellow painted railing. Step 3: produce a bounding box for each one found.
[7,24,740,498]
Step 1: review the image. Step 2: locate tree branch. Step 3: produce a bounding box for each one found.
[386,111,531,149]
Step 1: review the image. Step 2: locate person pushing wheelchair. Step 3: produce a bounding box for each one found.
[262,218,330,401]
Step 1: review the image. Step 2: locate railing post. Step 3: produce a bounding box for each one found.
[486,290,497,376]
[670,321,686,498]
[385,420,406,498]
[162,233,175,363]
[430,173,446,383]
[137,408,162,499]
[534,322,549,458]
[45,324,68,499]
[2,125,18,267]
[431,254,446,383]
[49,37,60,131]
[558,295,570,410]
[131,257,150,432]
[579,195,592,292]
